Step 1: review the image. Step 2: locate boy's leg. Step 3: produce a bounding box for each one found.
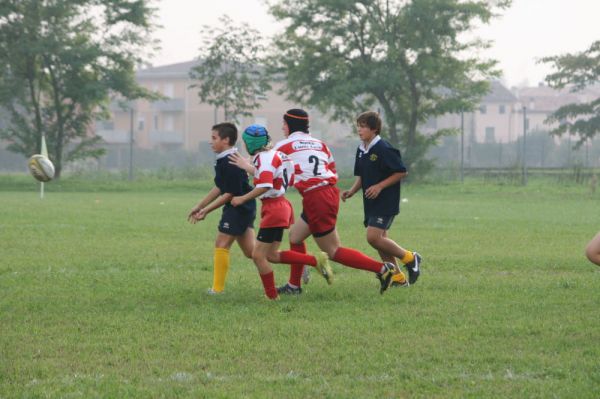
[366,223,420,284]
[366,224,413,262]
[585,232,600,266]
[284,217,312,289]
[211,232,237,293]
[252,240,278,300]
[236,227,255,259]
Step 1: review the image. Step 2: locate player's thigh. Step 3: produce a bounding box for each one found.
[289,217,311,244]
[313,228,342,258]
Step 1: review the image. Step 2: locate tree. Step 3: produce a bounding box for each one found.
[189,15,271,123]
[269,0,509,175]
[542,40,600,148]
[0,0,157,178]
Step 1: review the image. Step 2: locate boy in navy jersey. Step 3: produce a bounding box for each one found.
[342,111,422,285]
[188,123,256,294]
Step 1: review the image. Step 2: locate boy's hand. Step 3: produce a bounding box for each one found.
[341,190,354,202]
[230,196,244,207]
[188,207,207,223]
[229,152,255,174]
[364,184,382,199]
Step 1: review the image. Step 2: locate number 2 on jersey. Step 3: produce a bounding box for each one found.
[308,155,322,176]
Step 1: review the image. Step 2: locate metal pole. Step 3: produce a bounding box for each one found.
[460,111,464,183]
[522,106,527,185]
[129,106,134,181]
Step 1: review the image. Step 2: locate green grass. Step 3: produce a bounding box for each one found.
[1,178,599,398]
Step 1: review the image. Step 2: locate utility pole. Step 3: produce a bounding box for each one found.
[460,111,464,183]
[522,105,528,186]
[129,105,134,181]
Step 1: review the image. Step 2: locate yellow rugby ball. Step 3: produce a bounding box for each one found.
[28,154,55,182]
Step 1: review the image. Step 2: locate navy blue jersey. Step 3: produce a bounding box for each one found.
[353,137,406,217]
[214,149,256,215]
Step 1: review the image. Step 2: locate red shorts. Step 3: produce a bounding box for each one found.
[301,185,339,235]
[260,196,294,229]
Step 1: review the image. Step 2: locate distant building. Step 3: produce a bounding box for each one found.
[98,60,351,154]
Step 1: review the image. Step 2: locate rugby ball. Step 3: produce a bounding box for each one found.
[28,154,55,182]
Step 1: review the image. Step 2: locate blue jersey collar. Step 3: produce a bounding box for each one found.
[216,147,238,160]
[359,135,381,153]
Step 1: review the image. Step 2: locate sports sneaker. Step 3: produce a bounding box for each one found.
[405,252,422,285]
[391,270,410,287]
[302,265,311,284]
[207,288,224,295]
[315,252,334,285]
[376,262,399,294]
[277,283,303,295]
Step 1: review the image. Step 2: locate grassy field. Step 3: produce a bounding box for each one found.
[1,177,599,398]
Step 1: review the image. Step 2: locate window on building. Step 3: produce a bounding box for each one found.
[99,120,114,130]
[485,127,495,143]
[164,115,174,131]
[499,105,506,114]
[153,115,159,130]
[479,105,487,114]
[164,83,174,98]
[137,115,145,131]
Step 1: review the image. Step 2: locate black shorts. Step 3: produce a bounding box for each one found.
[219,205,255,236]
[363,215,395,230]
[257,227,284,243]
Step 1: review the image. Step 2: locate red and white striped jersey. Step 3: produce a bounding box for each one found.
[273,132,337,195]
[252,149,295,199]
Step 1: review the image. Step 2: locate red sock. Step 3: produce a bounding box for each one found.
[279,250,317,266]
[332,247,382,273]
[289,242,306,287]
[259,271,278,299]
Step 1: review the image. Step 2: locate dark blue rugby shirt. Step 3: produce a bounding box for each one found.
[214,148,256,214]
[353,136,407,217]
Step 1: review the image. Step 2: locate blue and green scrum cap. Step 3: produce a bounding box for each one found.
[242,124,270,155]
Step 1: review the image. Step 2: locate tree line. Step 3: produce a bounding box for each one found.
[0,0,598,179]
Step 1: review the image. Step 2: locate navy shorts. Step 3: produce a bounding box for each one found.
[219,205,255,236]
[363,215,395,230]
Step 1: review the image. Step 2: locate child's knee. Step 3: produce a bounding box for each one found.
[366,230,382,247]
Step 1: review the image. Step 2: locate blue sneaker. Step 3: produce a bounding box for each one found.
[277,283,302,295]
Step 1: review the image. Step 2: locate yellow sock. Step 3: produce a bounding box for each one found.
[212,247,230,292]
[392,270,407,284]
[400,250,414,264]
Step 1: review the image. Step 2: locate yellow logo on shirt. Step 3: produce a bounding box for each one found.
[370,154,378,161]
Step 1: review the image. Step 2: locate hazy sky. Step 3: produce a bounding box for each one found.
[151,0,600,88]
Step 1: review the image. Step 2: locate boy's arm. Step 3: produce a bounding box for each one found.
[202,192,234,215]
[188,187,221,222]
[231,186,269,207]
[341,177,362,202]
[364,172,407,199]
[229,152,256,174]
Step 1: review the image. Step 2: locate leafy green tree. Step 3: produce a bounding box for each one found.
[542,40,600,148]
[0,0,157,178]
[189,15,271,123]
[269,0,509,175]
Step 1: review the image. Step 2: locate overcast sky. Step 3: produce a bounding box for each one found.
[150,0,600,88]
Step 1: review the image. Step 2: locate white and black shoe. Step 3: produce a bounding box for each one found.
[405,252,422,285]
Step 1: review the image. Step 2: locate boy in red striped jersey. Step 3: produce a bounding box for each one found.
[272,109,407,294]
[230,124,333,299]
